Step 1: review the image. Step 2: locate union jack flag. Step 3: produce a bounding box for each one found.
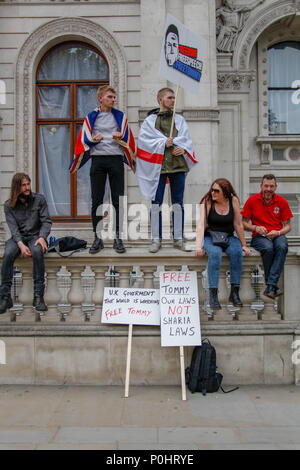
[69,107,136,174]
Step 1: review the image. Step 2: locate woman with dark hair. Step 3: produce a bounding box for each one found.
[196,178,251,309]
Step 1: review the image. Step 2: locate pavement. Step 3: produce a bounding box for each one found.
[0,384,299,450]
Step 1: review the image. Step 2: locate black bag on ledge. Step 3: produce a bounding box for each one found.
[47,236,87,257]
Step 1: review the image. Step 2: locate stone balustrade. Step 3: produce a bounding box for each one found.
[0,248,299,386]
[1,249,299,325]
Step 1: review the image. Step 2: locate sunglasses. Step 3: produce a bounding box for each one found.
[211,188,220,193]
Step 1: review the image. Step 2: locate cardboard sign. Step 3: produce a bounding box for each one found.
[159,13,207,94]
[160,271,201,347]
[101,287,160,326]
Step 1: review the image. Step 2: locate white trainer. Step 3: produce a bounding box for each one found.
[149,240,161,253]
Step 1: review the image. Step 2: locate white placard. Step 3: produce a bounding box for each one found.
[101,287,160,326]
[160,271,201,347]
[159,13,207,94]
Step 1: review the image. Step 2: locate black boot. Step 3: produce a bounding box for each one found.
[89,236,104,254]
[33,295,48,312]
[113,238,126,254]
[209,288,221,310]
[229,285,243,307]
[0,295,13,314]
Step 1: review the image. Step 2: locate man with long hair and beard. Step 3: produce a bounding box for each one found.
[0,173,51,314]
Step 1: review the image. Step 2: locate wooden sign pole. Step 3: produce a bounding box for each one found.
[180,346,187,401]
[170,85,179,138]
[124,323,133,398]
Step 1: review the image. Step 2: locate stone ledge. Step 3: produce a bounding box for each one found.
[0,321,298,337]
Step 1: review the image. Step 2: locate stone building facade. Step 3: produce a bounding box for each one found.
[0,0,300,386]
[0,0,299,244]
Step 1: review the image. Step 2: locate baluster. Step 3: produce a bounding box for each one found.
[261,293,280,320]
[199,268,212,320]
[190,265,208,322]
[67,265,85,322]
[213,266,232,321]
[43,264,61,323]
[81,265,95,322]
[142,266,157,289]
[115,265,131,288]
[237,264,258,321]
[1,268,22,322]
[250,265,265,319]
[92,264,107,322]
[57,265,72,322]
[17,263,36,322]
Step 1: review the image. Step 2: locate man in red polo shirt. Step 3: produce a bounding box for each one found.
[241,174,293,299]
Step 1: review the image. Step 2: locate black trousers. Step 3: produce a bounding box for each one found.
[0,236,45,297]
[90,155,124,237]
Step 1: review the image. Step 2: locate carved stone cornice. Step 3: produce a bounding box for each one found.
[217,71,255,92]
[15,17,127,176]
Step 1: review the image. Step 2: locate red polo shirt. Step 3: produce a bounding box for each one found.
[241,192,293,238]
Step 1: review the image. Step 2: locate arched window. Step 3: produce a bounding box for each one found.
[268,41,300,135]
[36,42,109,219]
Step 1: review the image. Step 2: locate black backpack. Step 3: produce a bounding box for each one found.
[47,236,87,257]
[185,339,238,396]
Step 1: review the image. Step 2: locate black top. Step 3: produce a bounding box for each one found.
[205,197,234,236]
[4,193,52,243]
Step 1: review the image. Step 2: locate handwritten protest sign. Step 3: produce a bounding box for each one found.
[159,13,207,95]
[101,287,160,326]
[160,271,201,347]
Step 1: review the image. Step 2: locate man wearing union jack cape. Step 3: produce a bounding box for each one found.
[69,85,136,254]
[136,87,197,253]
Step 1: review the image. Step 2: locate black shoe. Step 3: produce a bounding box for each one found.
[229,285,243,307]
[89,237,104,254]
[209,288,221,310]
[113,238,126,254]
[263,285,276,299]
[274,287,283,297]
[0,295,13,314]
[33,295,48,312]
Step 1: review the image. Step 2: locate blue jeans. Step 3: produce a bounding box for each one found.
[203,235,243,289]
[0,237,45,297]
[151,172,186,240]
[251,234,288,287]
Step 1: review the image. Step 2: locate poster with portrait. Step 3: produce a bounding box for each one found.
[159,13,207,94]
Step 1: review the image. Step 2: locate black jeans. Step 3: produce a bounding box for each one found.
[0,236,45,297]
[90,155,124,237]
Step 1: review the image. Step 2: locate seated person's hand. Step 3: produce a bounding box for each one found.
[17,241,31,258]
[242,246,251,256]
[196,248,206,257]
[34,237,48,254]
